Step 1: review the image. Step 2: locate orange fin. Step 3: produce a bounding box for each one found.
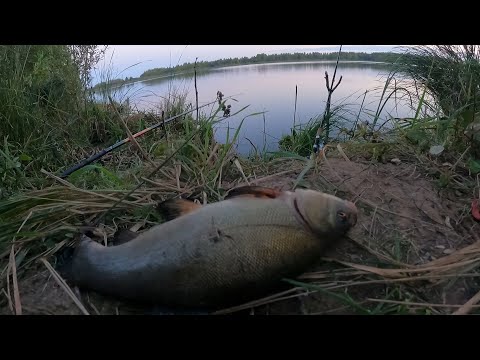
[225,186,282,200]
[156,198,202,221]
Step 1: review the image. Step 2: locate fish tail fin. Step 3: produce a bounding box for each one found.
[157,198,202,221]
[225,186,282,200]
[55,234,93,283]
[54,234,97,284]
[55,245,75,281]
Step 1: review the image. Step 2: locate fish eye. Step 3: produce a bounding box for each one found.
[337,211,347,223]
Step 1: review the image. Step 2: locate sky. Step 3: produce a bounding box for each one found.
[92,45,402,84]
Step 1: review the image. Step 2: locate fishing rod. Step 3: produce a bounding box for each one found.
[59,98,222,179]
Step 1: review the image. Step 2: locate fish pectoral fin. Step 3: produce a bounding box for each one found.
[112,229,139,245]
[156,198,202,221]
[225,186,282,200]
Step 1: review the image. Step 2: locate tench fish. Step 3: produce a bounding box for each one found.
[59,186,358,310]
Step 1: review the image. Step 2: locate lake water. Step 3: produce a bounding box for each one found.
[101,61,415,155]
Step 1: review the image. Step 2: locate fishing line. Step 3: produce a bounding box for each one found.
[59,99,220,178]
[93,96,249,226]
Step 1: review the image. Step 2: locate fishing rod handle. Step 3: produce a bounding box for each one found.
[59,149,109,178]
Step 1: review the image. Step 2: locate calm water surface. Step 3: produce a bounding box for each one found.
[103,62,415,155]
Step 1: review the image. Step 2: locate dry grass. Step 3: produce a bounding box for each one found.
[1,133,479,315]
[211,144,480,315]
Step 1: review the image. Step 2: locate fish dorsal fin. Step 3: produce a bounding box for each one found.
[157,186,282,221]
[225,186,282,200]
[156,198,202,221]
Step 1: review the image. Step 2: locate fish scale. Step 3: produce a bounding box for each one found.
[61,189,358,309]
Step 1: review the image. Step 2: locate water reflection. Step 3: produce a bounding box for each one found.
[98,61,415,155]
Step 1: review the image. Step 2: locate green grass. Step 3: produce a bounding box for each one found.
[1,44,480,315]
[0,46,133,195]
[392,45,480,154]
[0,95,250,262]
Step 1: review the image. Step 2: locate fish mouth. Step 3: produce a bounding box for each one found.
[350,214,357,227]
[344,200,358,227]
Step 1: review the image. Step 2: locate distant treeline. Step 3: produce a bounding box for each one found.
[94,51,400,89]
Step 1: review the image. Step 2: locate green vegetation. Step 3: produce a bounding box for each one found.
[1,45,480,315]
[392,46,480,155]
[93,51,398,89]
[279,46,480,175]
[0,45,186,199]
